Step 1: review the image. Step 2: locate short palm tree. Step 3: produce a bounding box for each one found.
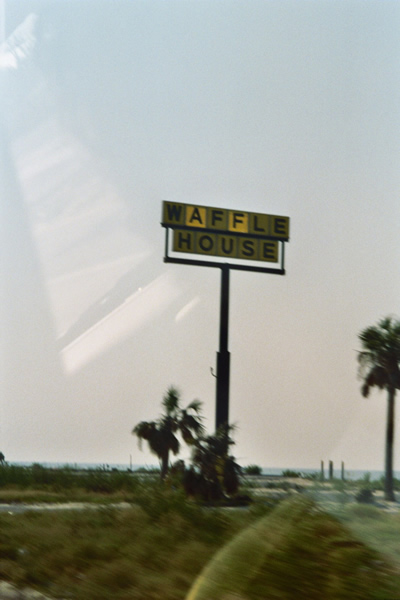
[187,424,242,500]
[358,316,400,501]
[132,386,203,480]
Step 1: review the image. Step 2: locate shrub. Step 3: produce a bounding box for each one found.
[185,425,242,502]
[243,465,262,475]
[356,487,375,504]
[282,469,301,478]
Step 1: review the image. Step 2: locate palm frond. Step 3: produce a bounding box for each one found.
[358,316,400,394]
[361,366,387,397]
[186,399,203,413]
[132,420,157,440]
[162,386,180,415]
[164,430,180,455]
[132,421,158,451]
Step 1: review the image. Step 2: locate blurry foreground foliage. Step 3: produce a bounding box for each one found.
[0,476,256,600]
[187,496,400,600]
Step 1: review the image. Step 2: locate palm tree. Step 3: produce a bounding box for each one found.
[132,386,203,480]
[358,316,400,501]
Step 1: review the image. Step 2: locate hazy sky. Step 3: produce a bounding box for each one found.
[1,0,400,472]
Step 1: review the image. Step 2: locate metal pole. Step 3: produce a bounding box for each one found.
[215,264,230,430]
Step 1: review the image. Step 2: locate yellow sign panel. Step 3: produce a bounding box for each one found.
[248,212,269,235]
[186,205,206,228]
[173,229,278,263]
[217,234,237,257]
[270,215,289,239]
[228,211,248,233]
[208,208,228,230]
[162,201,289,241]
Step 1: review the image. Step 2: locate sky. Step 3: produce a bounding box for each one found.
[1,0,400,472]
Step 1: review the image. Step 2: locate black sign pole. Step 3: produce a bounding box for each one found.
[216,264,230,430]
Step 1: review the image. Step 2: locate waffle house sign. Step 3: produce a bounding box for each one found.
[161,200,290,430]
[162,201,289,273]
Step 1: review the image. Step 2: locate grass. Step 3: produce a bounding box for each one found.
[0,463,145,495]
[1,467,400,599]
[186,496,400,600]
[0,483,265,600]
[330,503,400,567]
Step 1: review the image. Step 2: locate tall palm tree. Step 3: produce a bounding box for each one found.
[358,316,400,501]
[132,386,203,480]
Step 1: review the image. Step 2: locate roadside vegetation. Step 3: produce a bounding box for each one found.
[0,463,142,504]
[186,496,400,600]
[0,482,399,600]
[0,474,271,600]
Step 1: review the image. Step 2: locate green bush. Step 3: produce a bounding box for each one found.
[356,487,375,504]
[243,465,263,475]
[282,469,302,478]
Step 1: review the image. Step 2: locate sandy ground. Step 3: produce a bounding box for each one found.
[0,580,60,600]
[0,501,131,515]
